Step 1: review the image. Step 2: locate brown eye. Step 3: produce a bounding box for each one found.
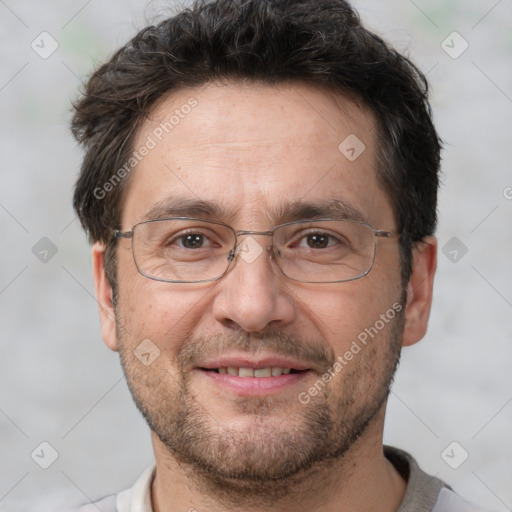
[179,233,206,248]
[306,234,330,249]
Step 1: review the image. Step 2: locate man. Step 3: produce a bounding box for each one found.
[71,1,483,511]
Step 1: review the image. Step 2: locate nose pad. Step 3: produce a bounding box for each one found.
[227,236,278,272]
[237,236,266,265]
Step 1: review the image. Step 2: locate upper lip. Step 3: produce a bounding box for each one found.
[197,354,310,371]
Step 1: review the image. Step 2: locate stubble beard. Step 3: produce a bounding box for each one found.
[117,302,405,505]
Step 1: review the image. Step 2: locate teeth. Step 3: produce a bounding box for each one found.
[254,367,272,377]
[217,367,293,377]
[239,367,254,377]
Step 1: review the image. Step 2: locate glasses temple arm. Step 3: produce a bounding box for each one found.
[113,230,134,240]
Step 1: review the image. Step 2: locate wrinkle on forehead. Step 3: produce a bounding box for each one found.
[141,80,376,147]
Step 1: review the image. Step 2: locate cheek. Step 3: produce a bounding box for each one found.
[294,275,402,356]
[117,264,216,355]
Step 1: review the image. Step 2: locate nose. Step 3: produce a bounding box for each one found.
[211,234,295,332]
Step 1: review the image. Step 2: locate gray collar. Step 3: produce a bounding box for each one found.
[385,446,449,512]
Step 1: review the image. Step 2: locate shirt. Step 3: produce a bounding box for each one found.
[76,446,486,512]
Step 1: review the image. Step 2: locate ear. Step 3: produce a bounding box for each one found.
[402,236,437,347]
[92,242,118,352]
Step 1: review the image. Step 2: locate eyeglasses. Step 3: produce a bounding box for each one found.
[113,217,397,284]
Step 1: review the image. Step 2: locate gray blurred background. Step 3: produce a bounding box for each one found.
[1,0,511,510]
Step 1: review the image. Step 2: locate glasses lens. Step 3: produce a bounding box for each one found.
[132,219,235,282]
[273,220,376,283]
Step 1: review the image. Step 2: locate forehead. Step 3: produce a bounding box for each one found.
[122,81,393,229]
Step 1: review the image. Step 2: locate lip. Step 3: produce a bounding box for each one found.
[196,367,311,396]
[197,354,310,371]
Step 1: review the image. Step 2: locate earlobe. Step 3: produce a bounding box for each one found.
[92,242,119,352]
[402,236,437,347]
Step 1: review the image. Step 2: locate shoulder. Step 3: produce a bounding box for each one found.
[385,446,489,512]
[76,465,155,512]
[433,488,493,512]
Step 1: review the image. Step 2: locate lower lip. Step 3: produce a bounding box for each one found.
[197,369,311,396]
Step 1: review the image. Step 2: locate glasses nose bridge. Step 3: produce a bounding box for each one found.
[235,229,274,238]
[234,229,275,250]
[226,229,276,264]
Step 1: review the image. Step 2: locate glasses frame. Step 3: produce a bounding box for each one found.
[113,217,397,284]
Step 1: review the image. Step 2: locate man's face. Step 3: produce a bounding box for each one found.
[95,82,422,490]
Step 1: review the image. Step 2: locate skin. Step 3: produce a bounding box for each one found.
[92,81,437,512]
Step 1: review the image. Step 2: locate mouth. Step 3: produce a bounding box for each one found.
[195,357,312,396]
[201,366,305,377]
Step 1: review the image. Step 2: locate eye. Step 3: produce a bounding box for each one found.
[178,233,208,249]
[297,232,341,249]
[161,228,218,250]
[303,233,332,249]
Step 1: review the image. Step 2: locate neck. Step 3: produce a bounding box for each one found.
[150,407,407,512]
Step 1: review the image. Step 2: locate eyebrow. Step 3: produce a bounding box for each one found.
[142,197,234,222]
[275,199,368,224]
[141,196,368,225]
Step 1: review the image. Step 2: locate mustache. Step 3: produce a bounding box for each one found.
[177,330,336,373]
